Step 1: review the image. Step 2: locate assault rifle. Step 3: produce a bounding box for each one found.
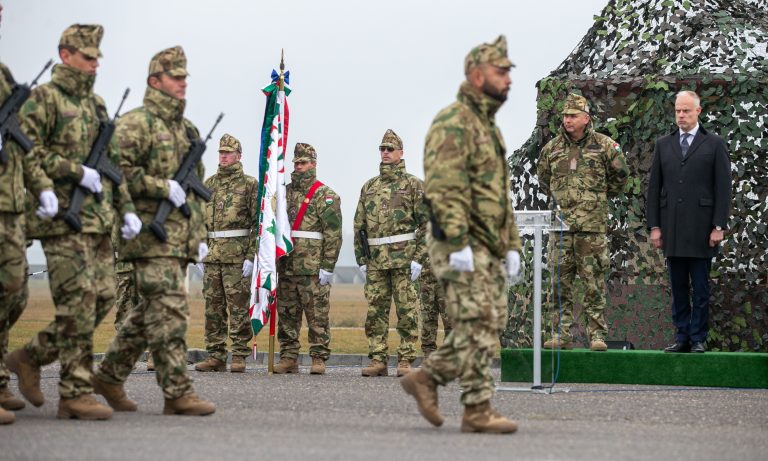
[148,112,223,242]
[61,88,130,232]
[0,60,53,164]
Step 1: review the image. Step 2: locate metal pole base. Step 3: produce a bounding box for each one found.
[496,384,570,394]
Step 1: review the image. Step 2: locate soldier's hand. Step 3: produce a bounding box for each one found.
[319,269,334,286]
[121,212,142,240]
[505,250,523,285]
[449,245,474,272]
[167,179,186,208]
[650,228,663,249]
[242,260,254,278]
[410,261,422,281]
[79,165,103,194]
[359,265,367,276]
[197,242,209,262]
[35,189,59,219]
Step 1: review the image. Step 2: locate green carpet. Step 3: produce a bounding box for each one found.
[500,348,768,388]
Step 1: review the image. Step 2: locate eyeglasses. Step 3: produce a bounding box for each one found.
[379,146,395,153]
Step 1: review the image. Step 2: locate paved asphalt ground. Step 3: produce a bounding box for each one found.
[1,359,766,461]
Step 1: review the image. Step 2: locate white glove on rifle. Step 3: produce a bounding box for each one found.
[242,260,254,278]
[197,242,209,263]
[121,212,142,240]
[410,261,422,282]
[167,179,186,208]
[79,165,102,194]
[359,265,367,276]
[505,250,523,285]
[449,245,474,272]
[319,269,334,286]
[36,189,58,219]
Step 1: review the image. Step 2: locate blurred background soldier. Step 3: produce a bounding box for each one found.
[402,35,521,433]
[354,129,427,377]
[92,46,215,416]
[274,143,342,375]
[193,133,256,373]
[5,24,139,420]
[419,258,452,359]
[537,93,629,351]
[0,2,57,424]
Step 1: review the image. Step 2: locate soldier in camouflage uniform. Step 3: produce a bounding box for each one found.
[419,259,452,358]
[5,24,140,421]
[354,129,427,377]
[193,133,257,373]
[401,36,522,433]
[92,46,215,416]
[0,3,58,424]
[274,143,342,375]
[537,93,629,351]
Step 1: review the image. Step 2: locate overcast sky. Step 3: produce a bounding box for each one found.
[2,0,608,266]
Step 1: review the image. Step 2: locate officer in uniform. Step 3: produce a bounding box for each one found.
[537,93,629,351]
[92,46,215,416]
[401,35,522,433]
[273,143,342,375]
[354,129,427,377]
[419,259,452,359]
[5,24,140,420]
[193,133,257,373]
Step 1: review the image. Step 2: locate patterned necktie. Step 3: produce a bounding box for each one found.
[681,133,691,157]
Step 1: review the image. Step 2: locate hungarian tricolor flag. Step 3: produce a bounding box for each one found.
[249,68,293,336]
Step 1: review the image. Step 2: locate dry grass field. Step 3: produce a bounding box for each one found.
[9,280,445,356]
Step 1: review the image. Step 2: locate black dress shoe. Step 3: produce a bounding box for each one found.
[664,342,690,353]
[690,342,706,353]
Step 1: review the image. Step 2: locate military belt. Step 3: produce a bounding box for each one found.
[207,229,250,238]
[291,230,323,240]
[367,232,416,246]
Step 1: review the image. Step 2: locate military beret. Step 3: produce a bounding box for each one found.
[293,142,317,163]
[464,35,515,74]
[59,24,103,59]
[379,129,403,150]
[562,93,590,115]
[218,133,242,153]
[148,46,189,78]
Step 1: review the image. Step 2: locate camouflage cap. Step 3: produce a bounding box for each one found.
[464,35,515,74]
[59,24,103,59]
[148,46,189,78]
[562,93,591,115]
[218,133,242,153]
[379,129,403,150]
[293,142,317,163]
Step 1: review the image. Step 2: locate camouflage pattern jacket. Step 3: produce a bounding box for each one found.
[0,62,53,213]
[115,86,206,261]
[279,168,342,276]
[537,125,629,233]
[423,82,522,259]
[353,160,427,270]
[203,162,258,264]
[19,64,134,237]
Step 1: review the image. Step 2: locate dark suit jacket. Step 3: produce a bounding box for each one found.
[646,125,732,258]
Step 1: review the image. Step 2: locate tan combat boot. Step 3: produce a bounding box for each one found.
[0,386,26,410]
[5,348,44,407]
[543,334,573,350]
[146,352,155,371]
[57,394,113,420]
[194,356,227,372]
[273,357,299,374]
[590,338,608,351]
[230,356,246,373]
[310,357,326,375]
[361,359,387,377]
[461,401,518,434]
[400,369,443,426]
[0,407,15,425]
[163,393,216,416]
[92,376,137,411]
[396,360,412,377]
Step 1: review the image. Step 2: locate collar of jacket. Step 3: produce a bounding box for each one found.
[379,159,406,180]
[290,167,317,188]
[217,161,243,178]
[143,86,186,123]
[457,81,503,122]
[51,64,95,98]
[559,123,595,147]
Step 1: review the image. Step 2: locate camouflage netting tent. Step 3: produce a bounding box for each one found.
[504,0,768,351]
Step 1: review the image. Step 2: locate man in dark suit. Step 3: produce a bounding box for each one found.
[646,90,731,353]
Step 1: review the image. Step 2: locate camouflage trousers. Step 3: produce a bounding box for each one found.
[546,231,609,342]
[423,244,507,406]
[96,258,194,400]
[24,233,115,399]
[419,267,452,354]
[0,213,28,389]
[203,263,252,362]
[276,274,331,361]
[113,261,137,330]
[364,267,419,362]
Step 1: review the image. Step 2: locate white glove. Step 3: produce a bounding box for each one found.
[167,179,186,208]
[319,269,334,286]
[410,261,422,282]
[79,165,102,194]
[505,250,522,285]
[197,242,209,263]
[359,265,367,276]
[121,212,142,240]
[242,260,254,278]
[449,245,474,272]
[36,189,59,219]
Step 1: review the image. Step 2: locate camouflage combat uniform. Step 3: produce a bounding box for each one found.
[95,47,208,402]
[353,130,427,364]
[16,28,135,402]
[419,259,451,357]
[201,134,257,363]
[111,221,137,330]
[537,94,629,345]
[277,143,342,363]
[421,37,522,406]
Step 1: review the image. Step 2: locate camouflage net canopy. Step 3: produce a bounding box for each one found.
[504,0,768,351]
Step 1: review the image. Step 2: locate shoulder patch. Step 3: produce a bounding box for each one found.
[324,195,334,205]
